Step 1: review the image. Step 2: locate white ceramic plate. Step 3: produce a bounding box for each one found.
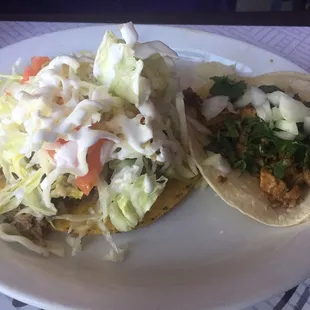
[0,25,309,310]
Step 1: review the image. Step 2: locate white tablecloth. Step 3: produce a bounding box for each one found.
[0,21,310,310]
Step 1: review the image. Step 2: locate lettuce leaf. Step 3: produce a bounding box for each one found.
[107,173,168,232]
[93,31,150,106]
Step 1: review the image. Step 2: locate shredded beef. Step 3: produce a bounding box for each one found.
[4,207,50,247]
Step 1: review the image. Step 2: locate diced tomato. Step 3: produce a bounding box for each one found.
[74,139,106,196]
[31,56,50,71]
[45,135,105,196]
[21,56,50,84]
[58,138,68,145]
[47,138,68,159]
[87,139,106,173]
[47,150,56,159]
[47,150,56,158]
[21,66,35,84]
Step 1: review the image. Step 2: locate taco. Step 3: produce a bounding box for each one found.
[0,22,198,258]
[187,72,310,226]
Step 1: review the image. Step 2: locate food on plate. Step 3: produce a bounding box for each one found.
[0,22,199,259]
[187,72,310,226]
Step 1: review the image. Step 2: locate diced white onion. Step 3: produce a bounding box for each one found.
[267,91,286,107]
[234,86,266,109]
[202,152,231,174]
[249,87,267,107]
[256,101,272,122]
[273,131,296,140]
[271,107,283,121]
[227,102,238,114]
[202,96,229,121]
[275,120,298,135]
[279,95,310,122]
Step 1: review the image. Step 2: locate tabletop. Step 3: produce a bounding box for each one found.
[0,21,310,310]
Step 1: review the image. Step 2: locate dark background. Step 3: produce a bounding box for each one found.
[0,0,310,25]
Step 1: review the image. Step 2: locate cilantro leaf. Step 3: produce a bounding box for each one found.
[259,85,283,94]
[245,117,275,141]
[234,159,247,171]
[273,160,291,179]
[223,119,239,138]
[304,148,310,167]
[209,76,247,102]
[277,140,301,157]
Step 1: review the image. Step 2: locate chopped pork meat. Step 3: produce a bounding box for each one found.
[260,168,302,208]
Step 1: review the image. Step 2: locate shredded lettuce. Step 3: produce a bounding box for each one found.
[0,223,64,257]
[0,118,56,216]
[202,152,231,175]
[66,234,83,256]
[109,173,167,231]
[0,168,55,216]
[0,94,16,119]
[128,174,167,219]
[97,162,168,232]
[0,122,28,178]
[142,54,177,104]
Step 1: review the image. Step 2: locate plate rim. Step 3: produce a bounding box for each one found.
[0,23,307,75]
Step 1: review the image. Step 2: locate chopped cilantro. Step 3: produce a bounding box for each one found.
[259,85,283,94]
[304,148,310,166]
[205,79,310,181]
[234,159,247,171]
[206,115,310,180]
[273,160,291,179]
[223,119,239,138]
[209,76,247,102]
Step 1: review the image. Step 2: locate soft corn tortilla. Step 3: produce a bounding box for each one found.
[191,73,310,227]
[53,178,197,234]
